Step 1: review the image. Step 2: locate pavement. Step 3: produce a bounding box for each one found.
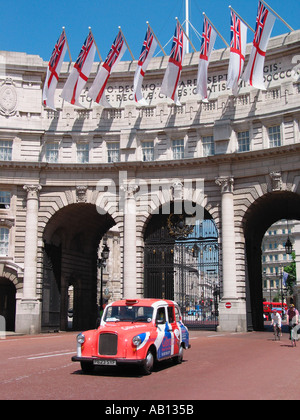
[1,324,300,400]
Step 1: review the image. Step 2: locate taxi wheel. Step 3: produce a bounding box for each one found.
[173,345,184,364]
[142,350,154,375]
[80,361,95,373]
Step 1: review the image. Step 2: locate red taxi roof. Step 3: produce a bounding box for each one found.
[110,298,175,306]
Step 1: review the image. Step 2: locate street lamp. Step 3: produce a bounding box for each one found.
[285,236,293,255]
[98,242,110,311]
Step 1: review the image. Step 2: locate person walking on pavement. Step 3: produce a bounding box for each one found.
[271,309,282,337]
[287,304,299,340]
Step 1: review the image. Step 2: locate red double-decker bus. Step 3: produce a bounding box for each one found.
[263,302,288,320]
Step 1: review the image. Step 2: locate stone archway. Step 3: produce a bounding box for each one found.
[42,203,115,331]
[243,191,300,331]
[144,202,220,329]
[0,277,16,331]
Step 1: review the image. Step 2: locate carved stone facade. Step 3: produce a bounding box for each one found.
[0,31,300,334]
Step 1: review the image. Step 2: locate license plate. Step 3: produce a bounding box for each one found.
[93,359,116,366]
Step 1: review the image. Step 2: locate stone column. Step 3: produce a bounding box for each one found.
[121,183,138,299]
[16,185,42,334]
[215,176,246,332]
[215,177,237,299]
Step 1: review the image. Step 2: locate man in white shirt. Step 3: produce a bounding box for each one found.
[271,309,282,337]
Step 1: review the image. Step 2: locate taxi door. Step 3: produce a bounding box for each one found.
[167,305,180,356]
[155,306,173,360]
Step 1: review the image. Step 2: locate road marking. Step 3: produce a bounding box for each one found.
[28,351,75,360]
[207,334,225,338]
[9,349,73,360]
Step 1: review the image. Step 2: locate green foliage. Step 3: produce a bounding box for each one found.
[284,252,296,296]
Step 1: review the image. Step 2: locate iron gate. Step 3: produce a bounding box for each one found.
[144,213,220,330]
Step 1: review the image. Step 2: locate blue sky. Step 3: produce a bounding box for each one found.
[1,0,299,62]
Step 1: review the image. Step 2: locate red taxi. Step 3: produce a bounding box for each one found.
[72,298,190,375]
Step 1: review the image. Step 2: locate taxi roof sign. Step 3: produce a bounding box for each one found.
[125,299,139,305]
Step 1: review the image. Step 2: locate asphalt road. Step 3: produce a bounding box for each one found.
[0,328,299,401]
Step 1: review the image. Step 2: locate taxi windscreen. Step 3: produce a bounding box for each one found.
[103,306,154,323]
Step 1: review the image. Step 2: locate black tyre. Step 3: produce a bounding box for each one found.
[80,361,95,373]
[173,345,184,364]
[141,350,154,375]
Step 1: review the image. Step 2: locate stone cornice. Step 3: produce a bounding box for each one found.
[0,143,299,176]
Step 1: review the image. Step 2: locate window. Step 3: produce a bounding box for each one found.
[0,228,9,256]
[269,125,281,148]
[167,306,175,323]
[142,141,154,162]
[174,306,181,322]
[237,131,250,152]
[107,142,120,163]
[202,136,215,157]
[0,191,10,209]
[0,141,12,161]
[77,143,89,163]
[45,143,59,163]
[156,307,166,324]
[172,139,184,160]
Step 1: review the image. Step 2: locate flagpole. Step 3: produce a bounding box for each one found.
[260,0,294,32]
[185,0,190,54]
[89,27,103,62]
[62,27,72,63]
[176,17,197,53]
[146,21,167,56]
[228,6,255,33]
[118,26,135,61]
[203,13,229,48]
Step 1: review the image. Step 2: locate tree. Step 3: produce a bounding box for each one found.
[284,252,296,296]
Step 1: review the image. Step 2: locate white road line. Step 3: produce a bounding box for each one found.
[9,349,73,360]
[28,351,75,360]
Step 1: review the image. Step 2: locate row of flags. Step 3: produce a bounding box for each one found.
[43,1,282,110]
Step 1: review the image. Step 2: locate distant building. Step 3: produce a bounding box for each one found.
[262,220,299,302]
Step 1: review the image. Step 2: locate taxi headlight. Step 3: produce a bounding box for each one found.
[132,335,142,347]
[77,333,85,345]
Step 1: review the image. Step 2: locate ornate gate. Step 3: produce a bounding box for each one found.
[144,213,220,329]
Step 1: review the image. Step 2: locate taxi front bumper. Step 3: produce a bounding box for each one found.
[71,356,146,367]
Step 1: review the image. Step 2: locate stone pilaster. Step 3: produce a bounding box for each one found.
[16,185,42,334]
[121,183,138,299]
[215,176,246,332]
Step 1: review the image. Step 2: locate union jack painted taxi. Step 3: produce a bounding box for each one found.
[72,298,190,375]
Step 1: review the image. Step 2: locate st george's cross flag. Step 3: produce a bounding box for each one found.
[88,29,127,106]
[196,16,217,101]
[160,20,187,106]
[134,26,157,106]
[227,11,247,96]
[43,29,67,110]
[242,1,276,90]
[61,32,96,106]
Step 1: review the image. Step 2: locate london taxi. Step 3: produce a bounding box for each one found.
[72,298,190,375]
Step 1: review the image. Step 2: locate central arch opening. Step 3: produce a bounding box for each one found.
[42,203,115,331]
[144,203,220,329]
[244,191,300,331]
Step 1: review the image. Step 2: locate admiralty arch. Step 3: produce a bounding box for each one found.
[0,30,299,334]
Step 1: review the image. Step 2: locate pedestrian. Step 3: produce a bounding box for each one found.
[286,304,299,339]
[271,309,282,337]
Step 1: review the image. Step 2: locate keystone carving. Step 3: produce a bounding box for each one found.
[269,172,282,191]
[76,186,88,202]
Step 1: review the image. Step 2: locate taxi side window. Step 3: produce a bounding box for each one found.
[175,306,181,322]
[156,307,166,324]
[167,306,175,323]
